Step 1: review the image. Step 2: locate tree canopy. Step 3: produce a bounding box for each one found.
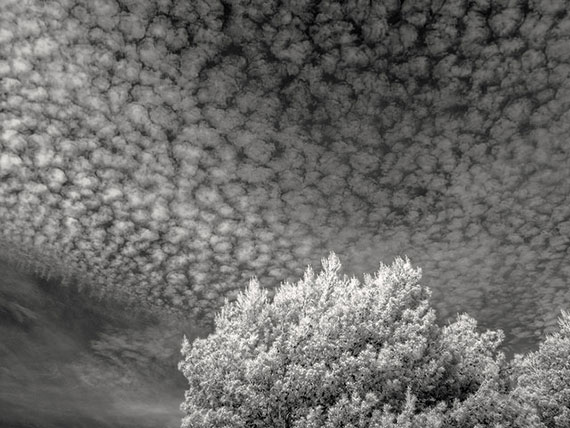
[179,253,568,427]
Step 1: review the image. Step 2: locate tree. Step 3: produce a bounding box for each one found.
[178,253,540,427]
[511,310,570,428]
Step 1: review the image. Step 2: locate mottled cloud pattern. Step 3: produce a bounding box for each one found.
[1,0,570,351]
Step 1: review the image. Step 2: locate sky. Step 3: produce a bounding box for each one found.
[1,0,570,426]
[0,259,207,428]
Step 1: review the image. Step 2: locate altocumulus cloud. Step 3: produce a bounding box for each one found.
[1,0,570,353]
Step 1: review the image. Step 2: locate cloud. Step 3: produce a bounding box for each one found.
[0,260,205,428]
[1,0,570,366]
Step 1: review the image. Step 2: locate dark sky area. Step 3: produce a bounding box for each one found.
[1,0,570,426]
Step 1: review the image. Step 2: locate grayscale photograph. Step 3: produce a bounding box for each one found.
[1,0,569,427]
